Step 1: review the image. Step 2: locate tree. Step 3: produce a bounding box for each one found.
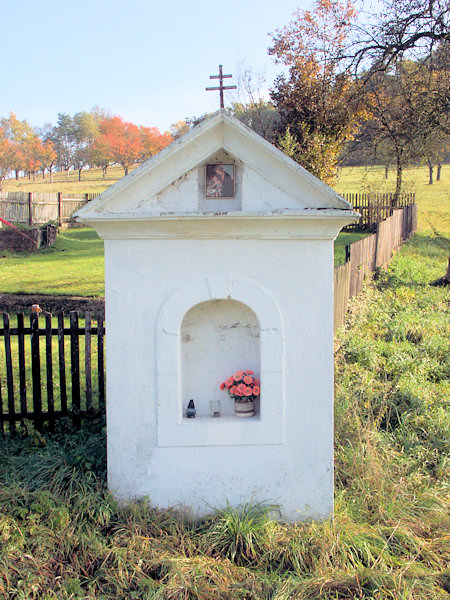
[49,113,76,173]
[268,0,367,183]
[94,116,143,176]
[170,120,190,140]
[350,0,450,74]
[72,111,100,180]
[0,112,37,180]
[140,126,172,161]
[229,64,279,142]
[0,129,15,189]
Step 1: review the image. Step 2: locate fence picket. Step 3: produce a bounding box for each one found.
[98,315,105,408]
[70,311,81,428]
[3,313,16,434]
[45,313,55,432]
[58,312,68,415]
[30,312,43,431]
[85,312,92,411]
[17,313,27,417]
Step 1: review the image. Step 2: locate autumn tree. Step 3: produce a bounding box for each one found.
[0,129,15,189]
[140,126,172,161]
[93,116,143,176]
[269,0,366,183]
[0,112,38,180]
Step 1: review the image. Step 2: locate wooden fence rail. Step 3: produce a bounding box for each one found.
[0,192,99,226]
[0,311,105,433]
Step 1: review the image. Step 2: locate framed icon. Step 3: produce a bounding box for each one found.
[205,164,235,198]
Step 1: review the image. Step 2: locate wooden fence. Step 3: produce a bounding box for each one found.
[0,203,417,434]
[0,311,105,433]
[342,192,415,230]
[0,192,99,226]
[334,204,417,330]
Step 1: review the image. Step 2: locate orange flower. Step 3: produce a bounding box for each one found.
[235,389,243,396]
[233,370,244,381]
[253,386,260,396]
[237,383,246,394]
[220,382,226,390]
[253,378,260,386]
[230,385,237,394]
[243,375,253,384]
[244,370,254,375]
[225,377,234,388]
[244,386,253,396]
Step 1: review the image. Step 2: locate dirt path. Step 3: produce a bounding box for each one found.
[0,293,105,317]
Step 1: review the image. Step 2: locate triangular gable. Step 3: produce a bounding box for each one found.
[76,110,352,219]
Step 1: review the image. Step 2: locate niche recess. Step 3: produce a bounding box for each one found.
[181,299,260,418]
[156,275,285,447]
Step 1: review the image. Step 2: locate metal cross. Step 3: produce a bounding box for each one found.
[205,65,237,108]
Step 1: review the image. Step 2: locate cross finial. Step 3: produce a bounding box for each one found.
[205,65,237,109]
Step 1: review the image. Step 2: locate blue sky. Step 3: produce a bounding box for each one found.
[3,0,312,132]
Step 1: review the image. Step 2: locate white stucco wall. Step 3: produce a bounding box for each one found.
[104,234,335,521]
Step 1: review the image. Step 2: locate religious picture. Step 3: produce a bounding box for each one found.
[205,164,235,198]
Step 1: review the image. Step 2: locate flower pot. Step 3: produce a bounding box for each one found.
[234,400,255,418]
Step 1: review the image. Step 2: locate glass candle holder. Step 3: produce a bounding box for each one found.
[210,400,221,418]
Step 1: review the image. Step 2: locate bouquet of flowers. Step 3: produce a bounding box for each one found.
[220,370,260,403]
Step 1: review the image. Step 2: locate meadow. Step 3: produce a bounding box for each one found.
[0,165,448,599]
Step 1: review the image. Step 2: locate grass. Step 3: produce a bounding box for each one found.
[0,164,448,598]
[0,228,104,297]
[2,166,128,194]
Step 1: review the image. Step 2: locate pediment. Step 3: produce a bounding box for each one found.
[76,111,352,220]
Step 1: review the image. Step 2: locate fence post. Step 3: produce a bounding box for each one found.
[58,192,62,226]
[28,192,33,226]
[30,312,43,431]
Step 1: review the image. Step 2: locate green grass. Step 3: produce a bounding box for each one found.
[0,235,448,598]
[0,227,104,297]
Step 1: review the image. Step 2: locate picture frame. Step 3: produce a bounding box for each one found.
[205,164,235,198]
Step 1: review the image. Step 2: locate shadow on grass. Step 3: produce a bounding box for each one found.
[376,233,449,290]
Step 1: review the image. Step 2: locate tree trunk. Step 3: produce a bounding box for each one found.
[50,170,53,184]
[437,163,442,181]
[428,160,433,185]
[124,166,129,176]
[384,164,389,179]
[394,160,403,206]
[78,167,82,181]
[102,166,107,179]
[15,170,19,180]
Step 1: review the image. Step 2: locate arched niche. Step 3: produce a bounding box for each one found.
[156,275,285,447]
[181,299,260,418]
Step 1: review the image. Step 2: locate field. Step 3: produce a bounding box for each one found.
[0,165,449,598]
